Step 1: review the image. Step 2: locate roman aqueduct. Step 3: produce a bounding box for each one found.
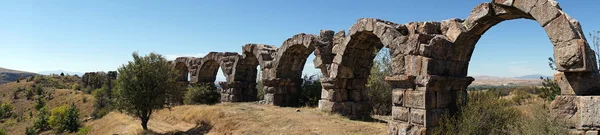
[168,0,600,134]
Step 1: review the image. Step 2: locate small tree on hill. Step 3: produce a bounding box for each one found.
[115,52,179,130]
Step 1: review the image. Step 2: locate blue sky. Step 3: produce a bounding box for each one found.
[1,0,599,81]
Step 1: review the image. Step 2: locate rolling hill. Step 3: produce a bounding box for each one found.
[0,67,37,84]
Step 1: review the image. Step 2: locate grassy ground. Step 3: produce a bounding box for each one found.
[88,103,388,135]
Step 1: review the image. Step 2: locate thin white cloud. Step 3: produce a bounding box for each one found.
[165,53,206,60]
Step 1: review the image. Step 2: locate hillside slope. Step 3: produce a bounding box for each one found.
[89,103,388,135]
[0,81,93,135]
[0,67,37,84]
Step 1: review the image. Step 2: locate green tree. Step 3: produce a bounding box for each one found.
[92,86,113,119]
[367,49,393,115]
[64,103,81,132]
[34,96,46,111]
[114,52,179,130]
[34,107,50,131]
[60,72,65,76]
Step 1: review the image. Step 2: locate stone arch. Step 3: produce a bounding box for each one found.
[316,18,408,118]
[221,44,278,102]
[260,33,322,106]
[172,57,193,83]
[386,1,600,134]
[196,52,222,83]
[447,1,596,73]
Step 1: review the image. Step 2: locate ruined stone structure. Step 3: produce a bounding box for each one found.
[81,71,117,90]
[169,0,599,134]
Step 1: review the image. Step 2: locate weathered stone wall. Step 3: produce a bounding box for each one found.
[165,0,598,134]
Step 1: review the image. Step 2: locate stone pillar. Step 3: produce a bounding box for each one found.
[220,81,258,102]
[262,78,300,107]
[552,72,600,133]
[387,75,473,134]
[318,78,372,119]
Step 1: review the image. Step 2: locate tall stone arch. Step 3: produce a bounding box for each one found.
[383,0,600,134]
[172,57,195,86]
[315,18,410,118]
[221,44,279,102]
[258,33,327,106]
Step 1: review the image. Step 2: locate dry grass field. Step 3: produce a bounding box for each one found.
[88,103,388,135]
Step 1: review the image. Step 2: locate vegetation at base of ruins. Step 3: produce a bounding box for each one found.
[367,49,393,115]
[431,90,568,135]
[536,57,561,101]
[184,83,220,105]
[298,74,322,107]
[114,52,180,130]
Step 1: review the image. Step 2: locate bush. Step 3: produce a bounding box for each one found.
[49,104,80,133]
[184,84,220,105]
[511,90,531,105]
[432,91,520,135]
[92,87,113,119]
[0,128,5,135]
[0,102,13,118]
[34,96,46,111]
[72,83,81,90]
[25,127,37,135]
[537,77,560,101]
[298,74,321,107]
[26,87,35,100]
[77,126,91,135]
[509,102,568,134]
[34,107,50,131]
[49,105,68,130]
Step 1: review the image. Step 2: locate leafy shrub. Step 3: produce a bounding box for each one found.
[26,87,35,100]
[49,105,68,130]
[92,87,113,119]
[509,102,568,135]
[0,128,5,135]
[77,126,91,135]
[49,104,81,133]
[34,107,50,131]
[25,127,37,135]
[537,77,560,101]
[184,84,220,105]
[72,83,81,90]
[34,96,46,111]
[432,91,520,135]
[299,74,322,107]
[511,90,531,105]
[0,102,13,118]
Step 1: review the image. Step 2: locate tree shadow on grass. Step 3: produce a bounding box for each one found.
[146,121,213,135]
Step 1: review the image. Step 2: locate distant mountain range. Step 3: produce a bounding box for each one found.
[0,67,38,84]
[37,70,84,76]
[516,74,553,79]
[470,74,552,86]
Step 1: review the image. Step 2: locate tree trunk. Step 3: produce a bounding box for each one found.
[141,117,149,130]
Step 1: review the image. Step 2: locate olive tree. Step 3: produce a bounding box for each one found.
[115,52,179,130]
